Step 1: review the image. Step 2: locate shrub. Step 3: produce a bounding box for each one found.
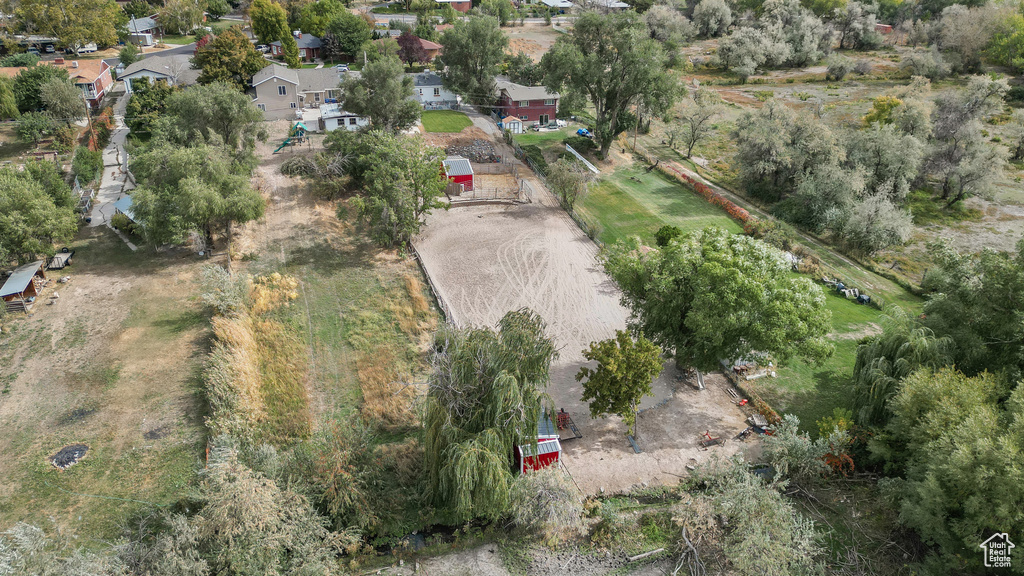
[72,147,103,183]
[563,135,596,154]
[52,125,77,153]
[110,212,139,236]
[508,467,584,545]
[825,53,854,80]
[521,144,548,174]
[0,52,40,67]
[655,225,683,247]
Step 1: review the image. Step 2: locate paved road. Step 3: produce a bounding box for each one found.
[138,43,196,60]
[89,93,134,227]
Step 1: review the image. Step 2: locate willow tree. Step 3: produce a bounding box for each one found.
[424,309,558,522]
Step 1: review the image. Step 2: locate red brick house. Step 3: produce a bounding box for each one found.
[50,58,113,109]
[271,31,322,61]
[434,0,472,12]
[494,79,559,125]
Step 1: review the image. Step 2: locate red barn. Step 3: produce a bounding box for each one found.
[516,438,562,474]
[443,156,474,192]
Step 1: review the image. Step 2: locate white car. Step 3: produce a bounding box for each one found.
[334,63,349,71]
[256,44,270,53]
[556,119,567,127]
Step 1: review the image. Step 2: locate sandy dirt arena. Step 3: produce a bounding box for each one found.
[414,187,756,495]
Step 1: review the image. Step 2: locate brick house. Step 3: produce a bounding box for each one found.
[494,79,559,126]
[271,31,322,61]
[51,58,113,109]
[434,0,472,12]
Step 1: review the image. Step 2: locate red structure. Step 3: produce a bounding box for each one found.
[443,156,474,192]
[516,438,562,474]
[435,0,472,12]
[494,79,559,125]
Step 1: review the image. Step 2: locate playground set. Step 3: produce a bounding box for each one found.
[274,122,309,153]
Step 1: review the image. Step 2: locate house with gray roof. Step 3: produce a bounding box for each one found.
[127,15,162,46]
[411,71,459,110]
[270,31,322,61]
[251,63,346,120]
[494,77,559,126]
[120,54,199,93]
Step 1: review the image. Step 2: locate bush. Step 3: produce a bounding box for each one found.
[825,54,855,80]
[508,468,584,545]
[900,47,949,80]
[0,52,40,67]
[52,125,77,153]
[655,224,683,247]
[563,135,596,154]
[72,147,103,183]
[521,144,548,174]
[110,212,138,236]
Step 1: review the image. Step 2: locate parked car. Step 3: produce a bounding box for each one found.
[576,128,594,139]
[27,47,40,55]
[556,119,567,127]
[44,44,55,53]
[334,63,348,71]
[256,44,269,53]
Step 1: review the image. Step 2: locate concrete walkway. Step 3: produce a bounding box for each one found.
[89,92,134,228]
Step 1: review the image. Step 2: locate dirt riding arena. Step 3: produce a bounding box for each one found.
[414,189,755,495]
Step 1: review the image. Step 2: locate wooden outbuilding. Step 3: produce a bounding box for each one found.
[442,156,475,192]
[1,261,46,313]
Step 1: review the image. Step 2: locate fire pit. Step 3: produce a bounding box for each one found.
[50,444,89,470]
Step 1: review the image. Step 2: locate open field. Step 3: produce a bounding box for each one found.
[577,164,742,246]
[421,110,472,133]
[0,228,206,540]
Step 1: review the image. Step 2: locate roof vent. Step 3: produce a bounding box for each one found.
[71,61,79,68]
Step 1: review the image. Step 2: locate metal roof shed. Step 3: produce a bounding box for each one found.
[1,261,45,313]
[442,156,474,191]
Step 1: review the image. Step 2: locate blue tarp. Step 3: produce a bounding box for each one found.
[0,261,43,298]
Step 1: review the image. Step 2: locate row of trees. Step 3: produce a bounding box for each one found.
[733,75,1007,254]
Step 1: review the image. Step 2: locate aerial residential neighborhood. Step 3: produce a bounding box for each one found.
[0,0,1022,574]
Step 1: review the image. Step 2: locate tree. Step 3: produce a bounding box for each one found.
[843,192,913,254]
[654,225,682,247]
[880,368,1024,571]
[1008,109,1024,161]
[987,11,1024,74]
[40,77,85,124]
[326,10,373,60]
[192,26,269,89]
[206,0,230,19]
[298,0,344,36]
[437,16,508,105]
[774,162,862,235]
[15,111,54,144]
[397,29,428,64]
[424,309,558,522]
[0,52,40,67]
[674,87,723,158]
[130,142,264,247]
[715,26,792,79]
[123,0,151,18]
[503,51,542,86]
[281,33,301,67]
[508,468,585,545]
[13,64,68,113]
[159,0,205,34]
[0,77,19,120]
[692,0,732,37]
[643,4,695,45]
[9,0,126,54]
[921,239,1024,380]
[250,0,289,45]
[0,167,77,264]
[119,43,140,67]
[602,227,833,374]
[847,122,923,202]
[761,0,833,67]
[935,4,1000,73]
[852,306,954,427]
[125,78,178,135]
[577,330,662,439]
[0,523,126,575]
[546,158,594,210]
[541,11,680,159]
[761,414,832,485]
[354,131,446,246]
[340,57,420,133]
[480,0,513,26]
[159,82,266,150]
[832,1,881,49]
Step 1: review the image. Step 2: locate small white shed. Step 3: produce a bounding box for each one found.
[502,117,524,134]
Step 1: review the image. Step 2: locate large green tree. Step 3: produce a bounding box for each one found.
[354,131,447,247]
[437,16,508,105]
[325,12,372,59]
[40,77,85,124]
[0,167,77,264]
[297,0,345,36]
[159,0,205,34]
[882,368,1024,571]
[921,239,1024,380]
[192,26,270,90]
[0,77,20,120]
[249,0,289,45]
[424,309,558,522]
[577,330,663,439]
[602,227,833,374]
[125,78,179,135]
[13,64,68,113]
[340,57,420,133]
[7,0,126,53]
[130,142,264,247]
[541,10,680,159]
[158,82,266,150]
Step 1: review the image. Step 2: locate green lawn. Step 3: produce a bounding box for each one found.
[576,165,743,246]
[513,128,572,146]
[421,110,472,133]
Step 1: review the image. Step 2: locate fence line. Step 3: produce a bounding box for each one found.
[409,241,454,326]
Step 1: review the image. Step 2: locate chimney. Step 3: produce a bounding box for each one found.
[54,57,64,65]
[293,30,301,38]
[72,61,79,68]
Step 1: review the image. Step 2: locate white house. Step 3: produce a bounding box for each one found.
[319,103,369,132]
[411,71,459,110]
[120,55,200,93]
